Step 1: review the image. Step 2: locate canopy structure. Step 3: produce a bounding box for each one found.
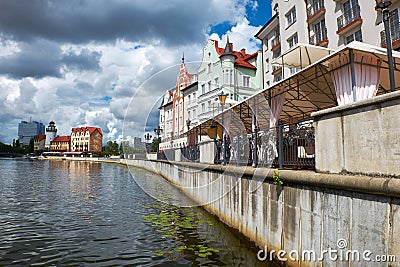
[272,43,335,69]
[188,42,400,136]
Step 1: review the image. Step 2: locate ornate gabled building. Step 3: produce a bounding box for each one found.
[159,56,198,145]
[196,38,263,123]
[70,126,103,152]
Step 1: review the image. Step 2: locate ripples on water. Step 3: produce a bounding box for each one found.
[0,159,275,266]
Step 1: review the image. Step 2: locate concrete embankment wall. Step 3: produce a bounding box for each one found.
[312,91,400,176]
[126,159,400,267]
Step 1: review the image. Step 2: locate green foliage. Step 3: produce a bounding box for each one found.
[0,140,27,154]
[272,170,283,186]
[151,137,161,152]
[143,202,220,260]
[104,140,120,155]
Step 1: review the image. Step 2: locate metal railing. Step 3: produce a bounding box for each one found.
[181,144,200,162]
[380,22,400,47]
[306,0,325,19]
[309,27,328,45]
[159,120,315,170]
[220,120,315,169]
[337,5,361,31]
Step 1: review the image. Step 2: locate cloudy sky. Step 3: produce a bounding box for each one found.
[0,0,271,144]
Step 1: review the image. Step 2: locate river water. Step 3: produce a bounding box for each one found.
[0,159,276,266]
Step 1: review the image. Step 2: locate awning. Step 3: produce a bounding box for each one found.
[272,43,335,68]
[189,42,400,136]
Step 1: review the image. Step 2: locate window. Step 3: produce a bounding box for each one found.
[208,100,211,111]
[287,33,298,48]
[389,9,400,41]
[188,95,191,104]
[193,109,196,118]
[346,29,362,44]
[192,92,196,101]
[343,0,359,22]
[243,76,250,87]
[286,7,296,26]
[273,73,282,83]
[272,49,281,59]
[214,77,219,89]
[208,63,211,73]
[224,70,229,84]
[290,68,300,74]
[201,103,205,113]
[188,111,191,120]
[312,19,327,45]
[201,84,205,94]
[230,70,233,84]
[208,81,212,92]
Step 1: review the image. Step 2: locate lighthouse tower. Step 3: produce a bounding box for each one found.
[45,121,57,150]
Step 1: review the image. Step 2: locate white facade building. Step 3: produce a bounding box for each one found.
[256,0,400,89]
[197,38,263,123]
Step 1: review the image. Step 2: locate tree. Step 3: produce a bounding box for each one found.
[151,137,161,152]
[112,141,119,154]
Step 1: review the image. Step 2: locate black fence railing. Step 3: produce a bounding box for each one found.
[157,150,175,161]
[309,27,328,45]
[181,144,200,162]
[337,5,361,31]
[157,120,315,170]
[306,0,325,19]
[220,120,315,169]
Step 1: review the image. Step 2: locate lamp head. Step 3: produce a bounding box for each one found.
[375,0,392,10]
[218,91,228,104]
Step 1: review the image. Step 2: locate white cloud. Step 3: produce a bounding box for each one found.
[0,0,262,144]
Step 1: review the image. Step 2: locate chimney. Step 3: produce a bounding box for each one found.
[241,48,246,56]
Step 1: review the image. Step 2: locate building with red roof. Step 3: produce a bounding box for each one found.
[50,135,71,152]
[70,126,103,152]
[159,55,198,143]
[196,37,262,124]
[34,134,46,152]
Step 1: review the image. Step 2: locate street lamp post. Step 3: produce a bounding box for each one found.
[218,91,228,165]
[144,132,152,153]
[153,126,162,153]
[376,0,396,92]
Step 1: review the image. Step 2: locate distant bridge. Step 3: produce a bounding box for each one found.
[0,152,25,158]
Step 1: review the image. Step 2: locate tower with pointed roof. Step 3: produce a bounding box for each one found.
[196,37,262,124]
[45,121,57,150]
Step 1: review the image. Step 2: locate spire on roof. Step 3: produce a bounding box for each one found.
[220,35,236,58]
[182,52,185,63]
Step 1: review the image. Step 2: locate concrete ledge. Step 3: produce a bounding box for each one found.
[311,90,400,118]
[139,159,400,198]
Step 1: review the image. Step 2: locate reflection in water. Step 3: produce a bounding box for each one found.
[0,159,276,266]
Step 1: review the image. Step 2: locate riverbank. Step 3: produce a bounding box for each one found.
[40,156,400,266]
[122,159,400,267]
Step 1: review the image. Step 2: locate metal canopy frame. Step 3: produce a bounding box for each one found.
[188,42,400,137]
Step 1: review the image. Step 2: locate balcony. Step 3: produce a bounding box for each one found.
[306,0,326,24]
[336,5,362,35]
[272,66,282,75]
[309,27,329,47]
[271,37,281,51]
[380,23,400,50]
